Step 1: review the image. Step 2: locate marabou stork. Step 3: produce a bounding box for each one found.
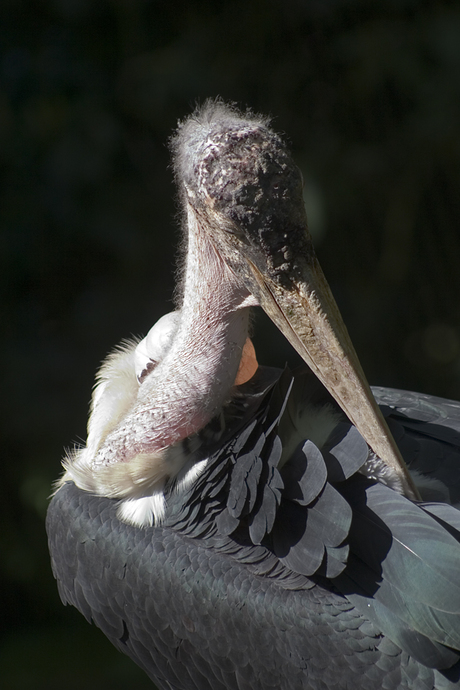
[47,101,460,690]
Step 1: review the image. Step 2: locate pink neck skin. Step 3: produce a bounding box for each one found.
[93,208,257,468]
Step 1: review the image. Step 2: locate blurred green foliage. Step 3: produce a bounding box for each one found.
[1,0,459,687]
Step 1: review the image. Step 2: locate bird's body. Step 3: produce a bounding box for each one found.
[48,367,460,689]
[47,102,460,689]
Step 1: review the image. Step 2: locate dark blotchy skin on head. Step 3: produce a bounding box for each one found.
[173,102,314,288]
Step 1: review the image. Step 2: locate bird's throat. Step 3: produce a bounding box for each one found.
[92,211,254,469]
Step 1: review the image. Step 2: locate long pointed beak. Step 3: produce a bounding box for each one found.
[247,253,420,500]
[176,101,418,499]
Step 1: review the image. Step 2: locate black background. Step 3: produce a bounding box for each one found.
[2,1,460,687]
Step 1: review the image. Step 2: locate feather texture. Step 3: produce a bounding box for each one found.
[48,367,460,689]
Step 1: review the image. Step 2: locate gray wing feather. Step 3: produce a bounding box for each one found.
[47,374,460,689]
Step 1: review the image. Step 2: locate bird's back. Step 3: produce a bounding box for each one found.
[47,368,460,690]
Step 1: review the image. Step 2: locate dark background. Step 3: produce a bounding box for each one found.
[2,1,459,688]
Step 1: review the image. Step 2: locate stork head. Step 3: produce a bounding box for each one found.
[172,100,418,499]
[59,101,418,527]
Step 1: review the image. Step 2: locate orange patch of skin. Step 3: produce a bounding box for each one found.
[234,338,258,385]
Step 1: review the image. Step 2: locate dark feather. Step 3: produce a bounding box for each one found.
[323,423,370,482]
[374,386,460,505]
[335,479,460,667]
[47,369,460,689]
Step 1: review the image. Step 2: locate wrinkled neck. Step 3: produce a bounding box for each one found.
[94,211,254,467]
[139,214,253,435]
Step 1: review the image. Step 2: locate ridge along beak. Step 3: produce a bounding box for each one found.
[245,251,420,501]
